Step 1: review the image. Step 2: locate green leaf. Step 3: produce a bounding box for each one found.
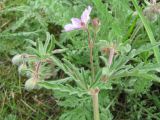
[112,68,160,83]
[39,81,87,97]
[134,78,152,94]
[44,32,51,52]
[59,105,92,120]
[45,77,72,84]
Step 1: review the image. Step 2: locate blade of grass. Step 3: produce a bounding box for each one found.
[132,0,160,63]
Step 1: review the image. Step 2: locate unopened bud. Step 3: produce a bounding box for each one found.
[18,64,27,76]
[12,54,23,66]
[26,71,32,78]
[101,47,110,54]
[25,78,39,91]
[150,0,156,4]
[143,4,160,22]
[92,18,100,28]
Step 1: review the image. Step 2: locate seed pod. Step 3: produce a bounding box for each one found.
[18,64,27,76]
[12,54,23,66]
[25,78,38,91]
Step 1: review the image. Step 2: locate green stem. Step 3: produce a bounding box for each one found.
[132,0,160,63]
[93,29,100,70]
[91,89,100,120]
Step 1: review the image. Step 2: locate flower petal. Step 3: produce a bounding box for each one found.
[71,18,81,27]
[64,24,76,32]
[81,6,92,24]
[64,22,82,32]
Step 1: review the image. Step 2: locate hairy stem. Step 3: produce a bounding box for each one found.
[108,47,115,66]
[35,61,41,80]
[87,29,95,81]
[93,30,99,69]
[91,88,100,120]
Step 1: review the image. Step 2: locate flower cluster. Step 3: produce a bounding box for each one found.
[12,54,39,91]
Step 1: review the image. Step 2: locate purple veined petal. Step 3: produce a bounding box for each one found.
[71,18,81,27]
[64,24,76,32]
[81,6,92,24]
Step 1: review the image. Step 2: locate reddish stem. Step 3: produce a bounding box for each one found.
[87,29,95,81]
[108,47,115,66]
[35,62,41,80]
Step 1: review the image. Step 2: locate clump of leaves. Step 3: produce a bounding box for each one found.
[12,32,59,91]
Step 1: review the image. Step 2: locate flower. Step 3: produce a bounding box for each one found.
[64,6,92,32]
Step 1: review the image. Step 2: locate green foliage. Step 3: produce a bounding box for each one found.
[132,0,160,63]
[39,81,87,97]
[59,105,92,120]
[54,91,92,120]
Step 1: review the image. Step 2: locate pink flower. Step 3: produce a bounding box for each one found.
[64,6,92,32]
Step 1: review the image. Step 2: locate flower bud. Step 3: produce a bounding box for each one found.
[101,47,110,54]
[143,4,160,22]
[150,0,156,4]
[25,78,38,91]
[12,54,22,66]
[92,18,100,28]
[26,71,32,78]
[18,64,27,76]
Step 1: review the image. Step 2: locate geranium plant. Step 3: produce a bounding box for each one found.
[12,3,160,120]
